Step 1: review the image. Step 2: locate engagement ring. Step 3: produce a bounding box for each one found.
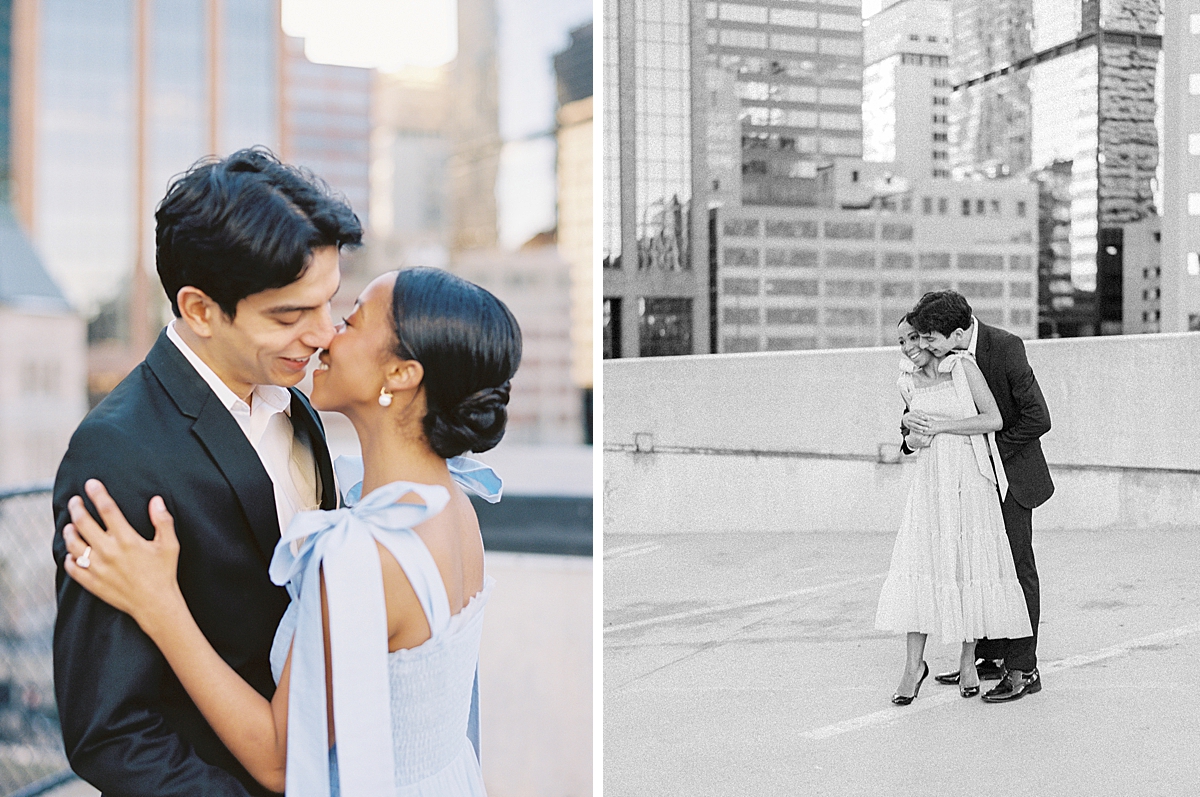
[77,546,92,569]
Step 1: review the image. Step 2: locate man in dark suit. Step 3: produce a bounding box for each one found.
[52,149,361,795]
[903,290,1054,702]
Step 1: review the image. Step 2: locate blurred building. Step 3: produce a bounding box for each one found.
[1,0,86,488]
[602,0,710,358]
[281,35,371,225]
[862,0,952,180]
[712,174,1037,352]
[554,23,592,442]
[9,0,282,397]
[704,0,864,204]
[369,66,453,271]
[0,210,86,487]
[450,246,580,444]
[449,0,501,251]
[1159,0,1200,332]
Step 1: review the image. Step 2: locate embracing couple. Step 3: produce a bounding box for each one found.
[875,290,1053,705]
[51,148,521,796]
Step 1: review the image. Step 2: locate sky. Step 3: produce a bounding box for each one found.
[282,0,592,249]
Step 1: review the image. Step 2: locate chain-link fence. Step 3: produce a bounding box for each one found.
[0,486,68,796]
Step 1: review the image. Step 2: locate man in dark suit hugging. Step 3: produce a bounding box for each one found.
[904,290,1054,703]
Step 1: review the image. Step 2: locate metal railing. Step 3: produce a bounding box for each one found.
[0,486,68,797]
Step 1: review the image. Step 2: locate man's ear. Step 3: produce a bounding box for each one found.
[176,287,222,339]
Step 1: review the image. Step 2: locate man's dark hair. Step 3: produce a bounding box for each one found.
[911,290,973,337]
[155,147,363,318]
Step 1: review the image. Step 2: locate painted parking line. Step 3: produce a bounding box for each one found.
[605,541,663,561]
[604,571,886,635]
[802,619,1200,740]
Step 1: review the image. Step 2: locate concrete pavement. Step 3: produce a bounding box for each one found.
[604,526,1200,796]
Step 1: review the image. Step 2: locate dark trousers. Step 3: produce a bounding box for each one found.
[975,491,1039,672]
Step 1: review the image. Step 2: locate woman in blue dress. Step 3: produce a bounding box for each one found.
[61,267,520,796]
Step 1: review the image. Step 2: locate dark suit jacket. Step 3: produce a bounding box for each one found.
[52,330,337,796]
[901,321,1054,509]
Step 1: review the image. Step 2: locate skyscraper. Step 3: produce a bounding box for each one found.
[603,0,710,358]
[862,0,952,180]
[9,0,282,394]
[1,0,87,485]
[1159,0,1200,332]
[705,0,864,205]
[448,0,501,251]
[952,0,1162,335]
[281,35,371,227]
[554,23,593,439]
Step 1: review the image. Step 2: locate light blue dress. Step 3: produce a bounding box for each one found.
[268,456,501,797]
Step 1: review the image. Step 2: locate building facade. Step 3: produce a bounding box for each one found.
[1159,0,1200,332]
[281,35,371,226]
[952,0,1162,335]
[369,66,452,270]
[862,0,952,180]
[705,0,864,205]
[949,0,1034,179]
[603,0,710,358]
[448,0,501,252]
[10,0,282,395]
[713,177,1038,352]
[554,23,593,438]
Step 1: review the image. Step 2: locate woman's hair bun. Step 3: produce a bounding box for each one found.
[389,268,522,459]
[426,382,512,459]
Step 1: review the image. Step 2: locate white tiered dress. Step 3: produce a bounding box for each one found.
[874,355,1032,644]
[269,457,499,797]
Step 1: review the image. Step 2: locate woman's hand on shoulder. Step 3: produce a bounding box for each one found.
[62,479,185,634]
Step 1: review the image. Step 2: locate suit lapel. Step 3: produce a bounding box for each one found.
[146,331,281,564]
[191,396,282,563]
[289,389,338,510]
[975,321,997,385]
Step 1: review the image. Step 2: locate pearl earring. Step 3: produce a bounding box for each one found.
[378,387,393,407]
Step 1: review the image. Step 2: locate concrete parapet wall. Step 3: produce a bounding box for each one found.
[603,333,1200,533]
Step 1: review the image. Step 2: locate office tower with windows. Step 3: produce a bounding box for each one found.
[1,0,87,485]
[603,0,710,358]
[448,0,501,252]
[704,0,864,205]
[949,0,1034,180]
[862,0,952,180]
[281,36,371,227]
[554,23,594,438]
[713,174,1037,352]
[1160,0,1200,332]
[10,0,282,394]
[953,0,1162,335]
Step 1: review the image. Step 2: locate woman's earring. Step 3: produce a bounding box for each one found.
[378,387,393,407]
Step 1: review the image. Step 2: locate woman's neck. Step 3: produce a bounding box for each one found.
[918,358,941,380]
[348,411,451,496]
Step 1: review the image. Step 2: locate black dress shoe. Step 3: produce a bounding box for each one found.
[981,667,1041,703]
[933,658,1004,685]
[892,662,929,706]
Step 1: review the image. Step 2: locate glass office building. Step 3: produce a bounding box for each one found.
[24,0,280,321]
[603,0,708,357]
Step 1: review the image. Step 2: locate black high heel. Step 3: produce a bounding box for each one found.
[892,661,929,705]
[960,664,980,697]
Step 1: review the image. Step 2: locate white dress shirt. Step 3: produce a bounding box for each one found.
[166,321,320,537]
[966,315,980,356]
